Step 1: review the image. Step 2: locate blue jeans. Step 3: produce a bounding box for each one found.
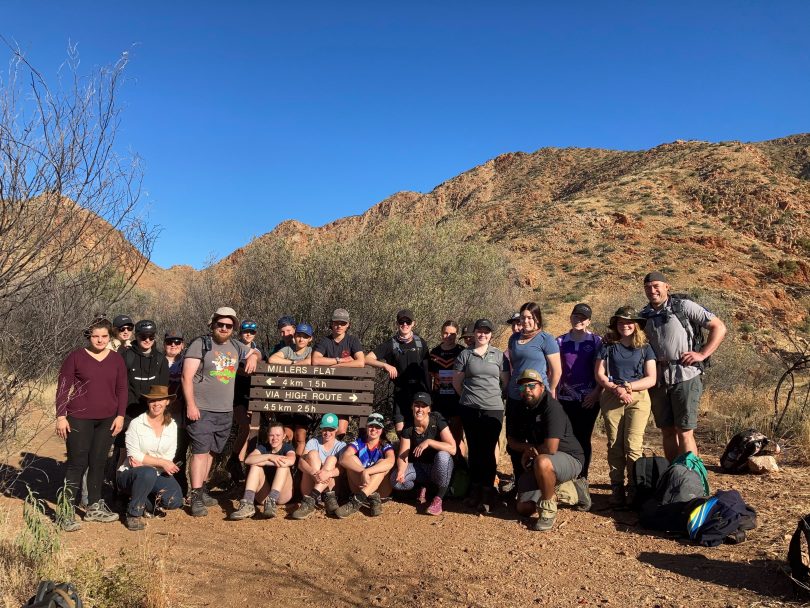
[117,466,183,517]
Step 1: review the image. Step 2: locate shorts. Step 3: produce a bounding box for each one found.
[650,375,702,430]
[516,452,583,504]
[186,410,233,455]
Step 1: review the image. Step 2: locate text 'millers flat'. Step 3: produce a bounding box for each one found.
[249,362,374,416]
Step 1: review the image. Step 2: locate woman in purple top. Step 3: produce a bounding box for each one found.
[556,303,602,480]
[55,317,128,531]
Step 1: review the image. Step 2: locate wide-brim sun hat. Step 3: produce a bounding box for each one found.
[209,307,239,326]
[609,306,646,331]
[141,385,176,401]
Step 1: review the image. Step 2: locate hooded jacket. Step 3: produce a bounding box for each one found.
[123,344,169,418]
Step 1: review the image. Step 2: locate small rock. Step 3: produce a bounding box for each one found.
[747,455,779,474]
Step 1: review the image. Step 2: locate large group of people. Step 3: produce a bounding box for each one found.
[54,271,726,532]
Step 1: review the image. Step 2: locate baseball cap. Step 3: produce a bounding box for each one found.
[164,329,184,340]
[396,309,415,323]
[113,315,133,329]
[295,322,314,337]
[277,315,296,329]
[209,307,238,326]
[367,413,385,428]
[331,308,350,323]
[320,413,339,430]
[473,318,494,331]
[643,271,668,284]
[571,303,592,320]
[505,312,521,325]
[517,369,544,385]
[240,320,258,332]
[412,391,432,406]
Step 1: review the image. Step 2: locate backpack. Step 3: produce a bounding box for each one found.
[391,334,424,356]
[720,429,771,473]
[788,514,810,599]
[640,294,710,369]
[631,455,670,509]
[654,463,706,506]
[688,489,757,547]
[671,451,710,495]
[24,581,82,607]
[184,335,243,383]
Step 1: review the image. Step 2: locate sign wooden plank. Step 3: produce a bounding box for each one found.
[251,376,374,391]
[249,387,373,404]
[248,401,372,416]
[254,362,375,378]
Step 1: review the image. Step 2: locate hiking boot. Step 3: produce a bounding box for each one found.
[262,497,277,519]
[59,513,82,532]
[201,485,218,507]
[427,496,443,516]
[334,495,363,519]
[573,477,592,512]
[291,495,316,520]
[533,499,558,532]
[609,484,626,508]
[125,515,145,531]
[228,499,255,521]
[479,487,500,515]
[625,484,637,508]
[190,489,208,517]
[417,486,427,505]
[84,500,118,523]
[323,491,339,515]
[366,492,382,517]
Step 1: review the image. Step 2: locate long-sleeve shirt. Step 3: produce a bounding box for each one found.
[120,412,178,474]
[55,348,128,419]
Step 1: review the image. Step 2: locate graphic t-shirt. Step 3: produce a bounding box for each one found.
[428,344,465,397]
[348,436,394,468]
[401,412,449,464]
[314,335,364,361]
[556,332,602,402]
[597,343,656,384]
[185,337,251,412]
[373,334,429,393]
[304,437,347,463]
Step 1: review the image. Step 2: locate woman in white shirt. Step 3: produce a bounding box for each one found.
[116,385,183,531]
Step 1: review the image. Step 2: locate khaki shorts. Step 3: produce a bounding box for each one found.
[516,452,583,504]
[650,376,703,430]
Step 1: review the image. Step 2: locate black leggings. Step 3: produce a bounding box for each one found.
[560,399,600,479]
[460,407,503,488]
[65,416,115,506]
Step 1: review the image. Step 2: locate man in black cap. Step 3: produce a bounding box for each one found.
[111,314,134,352]
[639,271,726,460]
[366,309,430,434]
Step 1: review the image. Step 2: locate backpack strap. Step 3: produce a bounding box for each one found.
[789,515,810,593]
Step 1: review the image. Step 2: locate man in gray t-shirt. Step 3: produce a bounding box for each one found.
[181,306,261,517]
[640,272,726,461]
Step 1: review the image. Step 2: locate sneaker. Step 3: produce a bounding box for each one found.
[417,486,427,505]
[125,515,145,531]
[84,500,118,523]
[533,499,557,532]
[190,490,208,517]
[262,497,277,519]
[334,495,363,519]
[291,495,316,520]
[573,478,592,512]
[59,514,82,532]
[609,484,626,508]
[228,499,255,521]
[201,485,218,507]
[323,491,339,515]
[427,496,443,516]
[366,492,382,517]
[479,487,500,515]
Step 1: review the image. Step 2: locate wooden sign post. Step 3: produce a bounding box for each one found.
[248,362,375,436]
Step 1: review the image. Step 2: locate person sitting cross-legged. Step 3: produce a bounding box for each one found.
[507,369,590,532]
[334,413,395,518]
[228,421,296,520]
[291,413,346,520]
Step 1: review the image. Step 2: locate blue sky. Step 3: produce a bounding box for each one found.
[4,2,809,269]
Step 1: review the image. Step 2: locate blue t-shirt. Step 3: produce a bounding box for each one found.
[348,436,393,468]
[597,343,656,383]
[507,331,560,400]
[304,437,347,463]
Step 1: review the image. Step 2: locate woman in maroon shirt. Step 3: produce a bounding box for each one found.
[55,317,128,531]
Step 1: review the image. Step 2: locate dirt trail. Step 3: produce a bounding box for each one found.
[2,419,807,608]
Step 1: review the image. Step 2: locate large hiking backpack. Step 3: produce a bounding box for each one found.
[788,514,810,599]
[24,581,82,607]
[671,451,710,495]
[687,489,757,547]
[720,428,771,473]
[640,294,710,369]
[631,454,669,509]
[654,463,706,506]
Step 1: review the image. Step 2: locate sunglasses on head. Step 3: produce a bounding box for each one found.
[215,321,234,329]
[519,382,540,391]
[164,338,183,346]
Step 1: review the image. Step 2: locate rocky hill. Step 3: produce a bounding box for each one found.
[146,134,810,340]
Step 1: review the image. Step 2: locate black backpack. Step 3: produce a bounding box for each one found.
[691,489,757,547]
[788,514,810,599]
[631,455,670,509]
[24,581,82,607]
[720,428,771,473]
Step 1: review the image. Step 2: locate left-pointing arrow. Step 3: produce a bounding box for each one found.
[266,378,275,386]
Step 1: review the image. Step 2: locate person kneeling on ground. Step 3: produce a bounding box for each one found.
[229,421,296,521]
[334,413,395,518]
[507,370,590,532]
[392,392,456,516]
[292,413,347,520]
[116,386,183,531]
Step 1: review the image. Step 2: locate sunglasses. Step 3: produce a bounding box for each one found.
[518,382,540,391]
[215,321,234,329]
[332,321,348,326]
[164,338,183,346]
[119,325,134,332]
[138,334,156,341]
[397,319,413,326]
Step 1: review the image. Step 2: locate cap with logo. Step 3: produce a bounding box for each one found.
[367,413,385,428]
[135,319,157,336]
[113,315,133,329]
[412,391,432,406]
[517,369,544,385]
[164,329,184,341]
[320,413,339,430]
[473,318,494,332]
[505,312,521,325]
[294,322,314,337]
[571,303,592,320]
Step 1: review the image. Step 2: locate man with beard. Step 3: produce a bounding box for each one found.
[506,369,590,531]
[182,307,261,517]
